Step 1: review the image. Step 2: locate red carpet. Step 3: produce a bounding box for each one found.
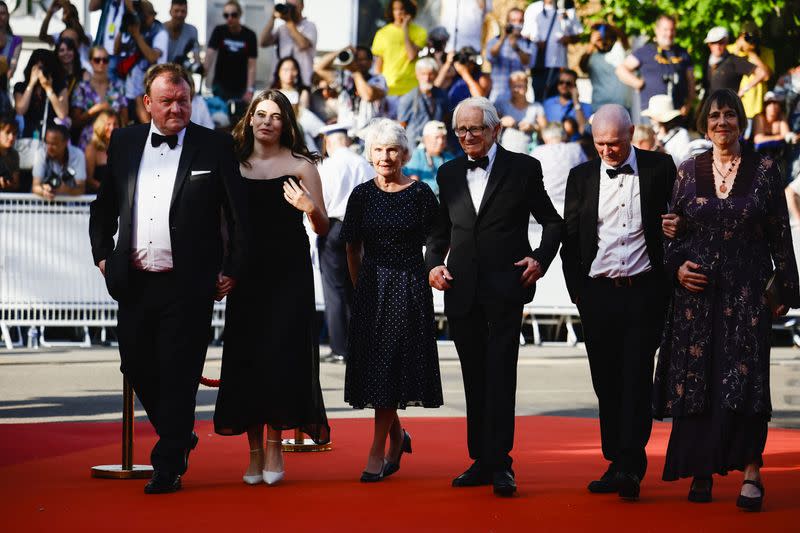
[1,416,798,532]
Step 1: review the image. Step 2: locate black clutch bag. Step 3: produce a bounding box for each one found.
[765,274,781,313]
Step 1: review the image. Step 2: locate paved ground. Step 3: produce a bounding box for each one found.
[2,343,799,428]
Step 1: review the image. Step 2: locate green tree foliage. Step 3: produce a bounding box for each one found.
[573,0,799,77]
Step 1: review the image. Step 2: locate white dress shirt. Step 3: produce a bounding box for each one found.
[130,124,187,272]
[531,6,583,69]
[319,147,374,219]
[589,149,651,278]
[466,142,498,213]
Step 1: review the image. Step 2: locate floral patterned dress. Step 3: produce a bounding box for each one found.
[653,149,800,480]
[70,78,128,149]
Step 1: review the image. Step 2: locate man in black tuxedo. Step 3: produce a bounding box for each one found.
[89,63,246,494]
[561,104,677,500]
[426,97,563,497]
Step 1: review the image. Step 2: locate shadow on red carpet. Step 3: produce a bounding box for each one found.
[1,416,799,532]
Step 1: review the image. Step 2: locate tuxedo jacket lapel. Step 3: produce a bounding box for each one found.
[126,126,150,210]
[477,145,509,218]
[634,148,653,228]
[584,159,601,264]
[170,123,199,209]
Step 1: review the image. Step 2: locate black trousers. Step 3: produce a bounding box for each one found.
[448,301,523,472]
[578,272,666,480]
[317,219,352,357]
[116,270,214,474]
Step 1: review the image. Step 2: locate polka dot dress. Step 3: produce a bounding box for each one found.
[341,179,444,410]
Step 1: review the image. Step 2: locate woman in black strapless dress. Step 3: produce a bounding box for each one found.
[214,90,330,486]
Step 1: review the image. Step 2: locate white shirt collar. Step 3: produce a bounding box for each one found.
[148,122,188,147]
[599,146,638,178]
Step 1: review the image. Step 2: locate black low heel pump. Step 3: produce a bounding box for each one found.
[736,479,764,512]
[382,430,412,478]
[688,477,713,503]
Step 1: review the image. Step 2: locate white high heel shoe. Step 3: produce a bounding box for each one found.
[262,439,285,485]
[243,448,264,485]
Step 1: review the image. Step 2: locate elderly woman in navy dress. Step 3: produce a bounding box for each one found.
[341,118,443,482]
[654,89,800,510]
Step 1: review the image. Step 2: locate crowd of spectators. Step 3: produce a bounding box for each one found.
[0,0,798,212]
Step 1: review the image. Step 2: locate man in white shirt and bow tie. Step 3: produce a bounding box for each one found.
[89,63,247,494]
[426,97,563,497]
[561,104,678,501]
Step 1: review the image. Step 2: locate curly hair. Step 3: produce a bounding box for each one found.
[231,89,320,168]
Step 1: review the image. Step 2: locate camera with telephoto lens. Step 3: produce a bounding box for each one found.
[274,2,296,16]
[334,49,354,68]
[121,0,144,34]
[454,47,481,65]
[44,166,76,190]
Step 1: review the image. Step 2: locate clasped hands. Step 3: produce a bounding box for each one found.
[429,257,543,291]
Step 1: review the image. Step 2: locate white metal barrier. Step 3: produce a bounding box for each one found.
[0,195,582,349]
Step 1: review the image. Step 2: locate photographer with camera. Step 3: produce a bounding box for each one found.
[579,23,631,113]
[114,0,167,123]
[165,0,199,68]
[617,15,694,118]
[441,46,492,110]
[527,0,582,101]
[487,8,534,103]
[205,1,257,103]
[31,124,86,201]
[0,112,20,192]
[260,0,316,88]
[315,46,388,138]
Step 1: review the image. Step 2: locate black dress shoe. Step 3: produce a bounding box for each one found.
[492,470,517,497]
[144,471,181,494]
[616,472,640,501]
[452,462,491,487]
[383,429,412,478]
[688,477,713,503]
[588,467,619,493]
[736,479,764,512]
[182,432,199,474]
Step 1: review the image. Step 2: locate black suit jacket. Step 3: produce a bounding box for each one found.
[89,122,247,302]
[425,145,563,318]
[560,147,677,303]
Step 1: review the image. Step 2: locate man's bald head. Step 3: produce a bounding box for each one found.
[592,104,633,136]
[592,104,635,168]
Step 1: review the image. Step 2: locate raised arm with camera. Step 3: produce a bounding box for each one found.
[316,47,386,103]
[260,1,311,50]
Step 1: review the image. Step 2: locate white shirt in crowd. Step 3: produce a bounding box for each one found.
[441,0,491,53]
[531,141,587,216]
[271,18,317,87]
[659,127,692,168]
[528,4,582,69]
[32,144,87,185]
[319,146,374,219]
[590,148,651,279]
[521,1,544,38]
[466,142,498,213]
[191,94,215,130]
[130,123,186,272]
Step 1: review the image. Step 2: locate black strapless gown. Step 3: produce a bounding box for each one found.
[214,176,330,443]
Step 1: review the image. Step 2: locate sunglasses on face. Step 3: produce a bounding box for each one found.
[558,79,574,86]
[223,12,240,19]
[91,56,110,64]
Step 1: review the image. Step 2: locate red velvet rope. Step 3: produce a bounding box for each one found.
[200,376,220,387]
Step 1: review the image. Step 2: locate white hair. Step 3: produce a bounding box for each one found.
[422,120,447,137]
[363,118,411,164]
[452,97,500,131]
[415,56,439,74]
[541,121,566,142]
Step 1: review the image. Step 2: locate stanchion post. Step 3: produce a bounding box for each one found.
[91,377,154,479]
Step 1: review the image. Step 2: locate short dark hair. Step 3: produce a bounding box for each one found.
[45,124,71,142]
[696,88,747,135]
[656,14,677,26]
[355,45,373,61]
[559,68,578,80]
[144,63,192,96]
[224,0,242,15]
[384,0,417,23]
[0,112,18,132]
[171,0,187,5]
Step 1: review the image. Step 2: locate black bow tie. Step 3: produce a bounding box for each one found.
[606,164,634,179]
[466,156,490,171]
[151,132,179,149]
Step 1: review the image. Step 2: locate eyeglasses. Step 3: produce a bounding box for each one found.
[557,79,574,86]
[223,11,239,19]
[91,57,110,64]
[455,125,488,138]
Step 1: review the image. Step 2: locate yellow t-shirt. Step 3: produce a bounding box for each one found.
[372,23,428,97]
[727,44,774,118]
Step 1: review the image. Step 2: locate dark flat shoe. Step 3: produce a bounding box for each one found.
[736,479,764,512]
[452,462,491,487]
[383,429,412,478]
[688,477,713,503]
[492,469,517,497]
[588,467,619,493]
[144,471,181,494]
[616,472,640,501]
